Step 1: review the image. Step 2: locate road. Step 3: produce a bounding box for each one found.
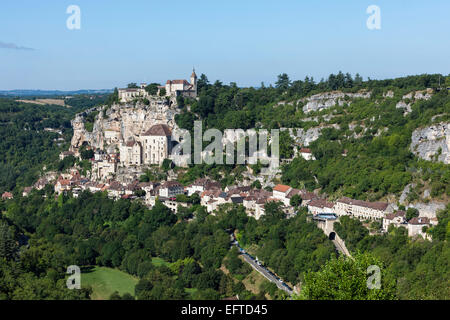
[230,235,294,296]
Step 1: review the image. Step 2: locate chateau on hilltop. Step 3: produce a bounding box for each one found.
[118,69,198,103]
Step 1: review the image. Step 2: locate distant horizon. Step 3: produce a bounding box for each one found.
[1,1,449,91]
[1,71,448,93]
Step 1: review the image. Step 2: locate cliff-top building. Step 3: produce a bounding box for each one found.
[163,69,197,98]
[118,69,198,102]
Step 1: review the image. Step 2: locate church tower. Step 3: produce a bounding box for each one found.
[190,68,197,96]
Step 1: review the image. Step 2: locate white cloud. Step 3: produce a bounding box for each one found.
[0,41,34,50]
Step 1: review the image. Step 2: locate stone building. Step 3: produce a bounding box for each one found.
[163,69,197,98]
[382,210,406,232]
[118,70,198,102]
[119,140,142,166]
[159,181,184,198]
[142,124,172,165]
[407,217,431,239]
[308,199,335,215]
[334,197,391,220]
[118,83,148,103]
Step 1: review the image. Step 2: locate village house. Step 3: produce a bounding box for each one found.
[407,217,431,239]
[299,148,316,161]
[159,181,184,198]
[54,176,72,195]
[107,182,125,199]
[382,210,407,232]
[272,184,292,206]
[201,189,228,213]
[91,156,118,181]
[119,140,142,166]
[186,178,221,196]
[2,192,13,200]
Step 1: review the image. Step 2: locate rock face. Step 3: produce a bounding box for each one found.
[408,202,446,219]
[396,89,433,115]
[395,100,412,114]
[410,122,450,164]
[301,91,371,113]
[70,98,181,153]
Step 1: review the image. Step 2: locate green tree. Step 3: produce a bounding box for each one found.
[406,208,419,221]
[0,222,17,260]
[297,253,396,300]
[275,73,291,92]
[289,194,302,208]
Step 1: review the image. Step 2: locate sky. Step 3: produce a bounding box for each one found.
[0,0,449,90]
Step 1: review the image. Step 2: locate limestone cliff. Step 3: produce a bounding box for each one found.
[301,90,371,113]
[410,122,450,164]
[70,98,181,154]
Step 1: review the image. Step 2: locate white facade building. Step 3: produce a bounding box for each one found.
[142,124,172,166]
[334,197,391,220]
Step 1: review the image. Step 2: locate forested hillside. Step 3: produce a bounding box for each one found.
[0,95,107,193]
[176,73,450,202]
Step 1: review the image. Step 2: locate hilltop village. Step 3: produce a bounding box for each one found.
[11,71,443,242]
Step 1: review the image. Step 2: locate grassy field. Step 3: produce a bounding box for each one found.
[81,266,138,300]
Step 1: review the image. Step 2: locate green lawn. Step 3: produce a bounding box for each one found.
[151,257,171,267]
[81,266,138,300]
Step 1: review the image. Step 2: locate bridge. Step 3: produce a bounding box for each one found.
[312,215,352,258]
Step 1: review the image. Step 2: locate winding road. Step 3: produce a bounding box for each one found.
[230,234,294,296]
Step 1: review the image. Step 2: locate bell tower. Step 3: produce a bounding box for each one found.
[190,67,197,96]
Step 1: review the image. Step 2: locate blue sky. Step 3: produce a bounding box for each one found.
[1,0,449,90]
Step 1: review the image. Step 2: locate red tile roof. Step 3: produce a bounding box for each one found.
[273,184,291,193]
[300,148,312,153]
[408,217,430,225]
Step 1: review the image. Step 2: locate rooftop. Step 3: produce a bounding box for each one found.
[273,184,291,193]
[143,124,172,136]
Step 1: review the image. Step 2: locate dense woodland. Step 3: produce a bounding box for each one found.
[0,189,334,300]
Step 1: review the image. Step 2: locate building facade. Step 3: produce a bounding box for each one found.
[142,124,172,165]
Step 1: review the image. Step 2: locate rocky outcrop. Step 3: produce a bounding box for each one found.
[395,100,412,114]
[410,122,450,164]
[396,89,433,115]
[402,89,433,101]
[407,202,446,219]
[70,98,181,153]
[301,91,371,113]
